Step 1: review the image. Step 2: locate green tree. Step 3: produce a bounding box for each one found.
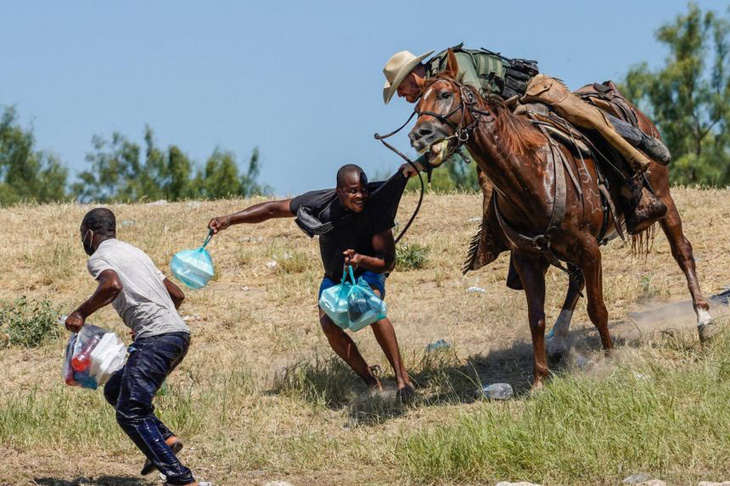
[139,127,194,201]
[0,107,68,205]
[72,132,143,202]
[623,3,730,186]
[405,154,481,193]
[194,147,267,199]
[74,127,266,202]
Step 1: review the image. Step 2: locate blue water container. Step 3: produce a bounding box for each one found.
[170,232,215,289]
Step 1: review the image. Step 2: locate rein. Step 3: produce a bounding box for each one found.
[372,80,489,248]
[373,116,425,245]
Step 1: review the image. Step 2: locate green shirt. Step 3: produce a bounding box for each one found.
[425,49,506,97]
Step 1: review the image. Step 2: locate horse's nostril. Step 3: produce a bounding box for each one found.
[417,127,433,138]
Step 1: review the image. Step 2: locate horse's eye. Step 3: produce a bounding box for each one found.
[440,92,451,100]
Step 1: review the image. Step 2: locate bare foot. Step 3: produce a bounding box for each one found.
[141,436,183,475]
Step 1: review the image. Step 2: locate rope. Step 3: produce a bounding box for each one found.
[373,125,425,245]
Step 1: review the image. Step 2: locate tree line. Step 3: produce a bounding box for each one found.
[1,3,728,205]
[0,111,266,206]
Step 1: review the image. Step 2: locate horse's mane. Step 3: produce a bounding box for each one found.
[478,92,546,156]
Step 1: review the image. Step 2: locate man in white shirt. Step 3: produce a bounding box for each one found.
[65,208,205,486]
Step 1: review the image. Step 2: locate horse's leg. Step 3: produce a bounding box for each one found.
[577,241,614,352]
[547,265,585,359]
[512,251,550,389]
[657,194,712,338]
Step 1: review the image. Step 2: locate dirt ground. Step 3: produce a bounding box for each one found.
[1,187,728,485]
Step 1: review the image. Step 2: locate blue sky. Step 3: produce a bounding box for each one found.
[2,0,727,196]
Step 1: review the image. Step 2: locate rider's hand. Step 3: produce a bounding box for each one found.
[343,249,363,269]
[65,311,85,333]
[400,163,419,178]
[208,216,230,235]
[400,161,424,178]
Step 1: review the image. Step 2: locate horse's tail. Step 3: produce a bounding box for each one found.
[629,223,656,257]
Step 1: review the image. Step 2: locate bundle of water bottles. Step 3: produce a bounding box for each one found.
[319,266,387,332]
[63,323,127,390]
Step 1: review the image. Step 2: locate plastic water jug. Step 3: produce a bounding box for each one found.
[319,268,354,328]
[170,231,215,289]
[347,276,387,332]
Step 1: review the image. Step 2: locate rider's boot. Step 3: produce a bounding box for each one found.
[637,133,672,166]
[605,113,673,166]
[625,186,668,234]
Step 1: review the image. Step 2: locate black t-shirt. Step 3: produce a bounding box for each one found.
[289,172,407,281]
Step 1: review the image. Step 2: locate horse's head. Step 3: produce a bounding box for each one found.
[409,49,485,167]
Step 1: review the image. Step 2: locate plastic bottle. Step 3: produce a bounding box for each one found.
[64,370,79,386]
[73,369,98,390]
[481,383,514,400]
[425,339,451,353]
[71,335,100,372]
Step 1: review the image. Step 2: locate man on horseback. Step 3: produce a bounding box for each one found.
[382,44,672,238]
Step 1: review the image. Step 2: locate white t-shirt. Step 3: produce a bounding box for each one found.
[87,239,190,339]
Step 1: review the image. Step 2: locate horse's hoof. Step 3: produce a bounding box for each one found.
[547,341,568,359]
[529,382,545,397]
[547,337,569,364]
[698,320,724,343]
[547,350,567,368]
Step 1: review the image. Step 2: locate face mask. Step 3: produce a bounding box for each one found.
[82,229,95,256]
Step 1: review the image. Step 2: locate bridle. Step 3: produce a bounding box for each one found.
[372,78,493,244]
[415,79,494,145]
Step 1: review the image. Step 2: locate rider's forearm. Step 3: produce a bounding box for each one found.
[228,200,293,225]
[413,155,429,172]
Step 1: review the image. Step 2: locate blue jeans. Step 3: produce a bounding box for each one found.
[318,271,387,300]
[104,332,194,485]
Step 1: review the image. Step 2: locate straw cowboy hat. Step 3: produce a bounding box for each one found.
[382,49,434,104]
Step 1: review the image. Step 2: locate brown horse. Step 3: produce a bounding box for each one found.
[409,50,712,388]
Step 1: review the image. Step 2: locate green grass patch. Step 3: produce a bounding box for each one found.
[396,243,430,271]
[0,296,60,348]
[397,333,730,485]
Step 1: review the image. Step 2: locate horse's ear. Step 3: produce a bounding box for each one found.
[443,49,459,80]
[415,73,426,89]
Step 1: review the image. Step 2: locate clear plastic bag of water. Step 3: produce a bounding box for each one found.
[319,266,387,332]
[347,275,387,332]
[170,231,215,289]
[319,273,353,329]
[319,281,352,329]
[62,322,127,390]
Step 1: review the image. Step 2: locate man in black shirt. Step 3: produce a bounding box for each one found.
[208,164,414,397]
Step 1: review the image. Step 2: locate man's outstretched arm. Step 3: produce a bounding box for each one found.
[208,199,294,234]
[65,269,123,332]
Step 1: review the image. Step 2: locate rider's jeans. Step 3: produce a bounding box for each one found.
[104,332,194,485]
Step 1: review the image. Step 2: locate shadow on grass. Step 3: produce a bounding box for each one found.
[33,477,151,486]
[268,321,636,426]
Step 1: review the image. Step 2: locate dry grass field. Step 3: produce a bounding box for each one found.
[1,188,729,485]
